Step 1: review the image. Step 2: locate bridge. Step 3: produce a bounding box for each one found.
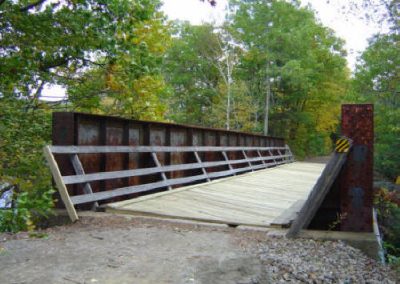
[105,162,325,228]
[45,104,374,237]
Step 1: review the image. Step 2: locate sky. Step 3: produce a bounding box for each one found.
[161,0,386,70]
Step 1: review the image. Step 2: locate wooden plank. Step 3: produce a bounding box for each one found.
[71,180,166,205]
[43,146,78,222]
[196,184,306,203]
[222,151,234,173]
[69,154,98,209]
[50,145,289,154]
[105,161,326,228]
[107,163,294,209]
[208,168,239,179]
[242,150,254,171]
[218,183,311,198]
[187,189,288,211]
[149,193,263,217]
[268,149,277,165]
[115,189,279,225]
[62,155,288,185]
[151,152,171,190]
[286,150,351,238]
[127,198,226,220]
[70,173,210,204]
[106,207,272,227]
[285,144,294,162]
[204,162,282,179]
[257,150,266,165]
[270,199,305,227]
[203,184,308,200]
[194,151,210,182]
[136,194,277,221]
[198,189,297,209]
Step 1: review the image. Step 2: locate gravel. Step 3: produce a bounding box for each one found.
[252,236,397,284]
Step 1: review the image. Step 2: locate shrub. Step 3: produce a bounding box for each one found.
[375,188,400,266]
[0,99,54,232]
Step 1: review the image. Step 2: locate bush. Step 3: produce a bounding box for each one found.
[0,99,54,232]
[375,188,400,267]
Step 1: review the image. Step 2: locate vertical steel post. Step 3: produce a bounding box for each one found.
[340,104,374,232]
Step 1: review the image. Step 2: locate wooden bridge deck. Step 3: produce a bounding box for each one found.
[106,162,326,227]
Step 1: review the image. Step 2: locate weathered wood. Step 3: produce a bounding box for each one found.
[285,145,294,162]
[106,162,326,227]
[286,149,351,238]
[70,173,209,204]
[72,160,289,205]
[257,150,266,165]
[194,151,210,182]
[270,199,305,227]
[222,151,235,174]
[71,180,167,205]
[43,146,79,221]
[45,143,295,222]
[69,154,98,209]
[242,150,254,171]
[208,169,237,179]
[50,145,288,154]
[151,152,171,190]
[268,149,277,165]
[61,154,291,185]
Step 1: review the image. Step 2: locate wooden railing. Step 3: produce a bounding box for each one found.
[286,137,353,237]
[44,145,294,221]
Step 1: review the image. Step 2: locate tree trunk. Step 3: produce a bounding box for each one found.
[263,76,271,135]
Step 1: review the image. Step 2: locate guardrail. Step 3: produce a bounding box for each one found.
[286,137,352,237]
[44,145,294,221]
[52,112,286,208]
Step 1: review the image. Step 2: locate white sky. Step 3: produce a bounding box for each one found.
[161,0,386,70]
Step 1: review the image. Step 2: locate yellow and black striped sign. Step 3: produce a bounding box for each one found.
[335,137,350,153]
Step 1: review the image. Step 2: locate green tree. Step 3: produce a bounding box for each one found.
[0,99,53,232]
[0,0,170,231]
[353,33,399,179]
[228,0,349,157]
[163,22,221,125]
[0,0,170,119]
[351,0,399,179]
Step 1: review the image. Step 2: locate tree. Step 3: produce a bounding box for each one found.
[353,33,399,179]
[162,22,221,125]
[228,0,349,157]
[351,0,399,179]
[0,0,170,231]
[163,22,254,130]
[0,0,170,119]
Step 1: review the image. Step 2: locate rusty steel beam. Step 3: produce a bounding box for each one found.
[339,104,374,232]
[52,112,286,207]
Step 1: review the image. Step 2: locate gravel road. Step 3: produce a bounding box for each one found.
[0,214,397,284]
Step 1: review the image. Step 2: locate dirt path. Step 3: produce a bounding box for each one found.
[0,213,397,284]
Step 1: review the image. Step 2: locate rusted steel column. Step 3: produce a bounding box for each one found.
[340,104,374,232]
[52,112,76,208]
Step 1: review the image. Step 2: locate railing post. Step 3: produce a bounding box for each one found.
[268,149,277,166]
[69,154,98,210]
[222,151,235,175]
[151,152,171,190]
[194,151,210,182]
[242,150,254,171]
[285,144,294,162]
[257,150,266,165]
